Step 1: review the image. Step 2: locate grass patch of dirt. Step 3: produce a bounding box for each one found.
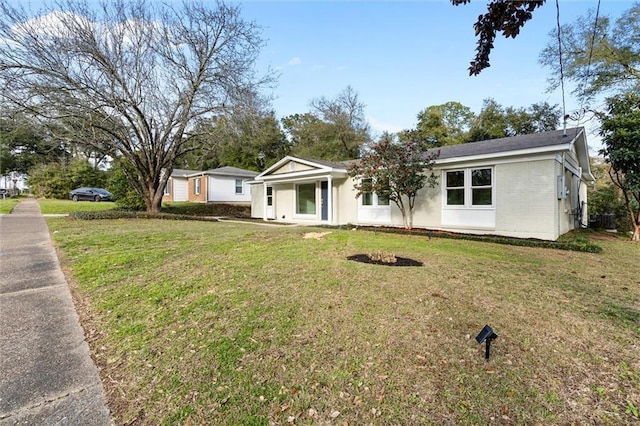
[47,218,640,425]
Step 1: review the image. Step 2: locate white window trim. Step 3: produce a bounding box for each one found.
[360,178,391,209]
[194,178,201,195]
[235,178,244,195]
[443,167,494,209]
[163,180,171,196]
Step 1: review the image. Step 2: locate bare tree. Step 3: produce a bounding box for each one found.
[0,0,273,212]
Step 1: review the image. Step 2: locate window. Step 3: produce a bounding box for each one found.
[266,186,273,207]
[471,168,492,205]
[163,180,170,196]
[296,183,316,215]
[445,168,493,207]
[361,178,390,207]
[194,178,201,195]
[361,178,373,206]
[446,171,465,205]
[235,178,243,194]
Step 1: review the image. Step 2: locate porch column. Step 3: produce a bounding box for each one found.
[263,182,268,221]
[327,176,333,225]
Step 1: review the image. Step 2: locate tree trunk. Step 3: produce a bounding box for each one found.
[632,225,640,242]
[143,187,163,214]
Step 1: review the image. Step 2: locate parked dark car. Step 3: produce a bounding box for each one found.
[69,187,112,202]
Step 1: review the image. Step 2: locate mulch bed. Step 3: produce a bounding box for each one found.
[346,254,423,267]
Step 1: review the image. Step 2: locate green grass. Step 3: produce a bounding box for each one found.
[38,198,117,214]
[47,218,640,425]
[0,197,20,213]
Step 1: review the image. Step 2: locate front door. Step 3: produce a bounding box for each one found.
[321,181,328,221]
[265,186,274,219]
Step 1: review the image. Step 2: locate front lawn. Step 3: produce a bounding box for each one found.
[48,218,640,425]
[38,198,117,214]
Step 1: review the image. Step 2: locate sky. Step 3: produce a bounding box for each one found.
[233,0,634,151]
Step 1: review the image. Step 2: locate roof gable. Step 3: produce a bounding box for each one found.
[255,156,350,181]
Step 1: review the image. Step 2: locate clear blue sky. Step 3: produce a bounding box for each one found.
[236,0,633,149]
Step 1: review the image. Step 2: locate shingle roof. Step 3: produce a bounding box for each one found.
[428,127,583,160]
[203,166,259,178]
[171,169,199,177]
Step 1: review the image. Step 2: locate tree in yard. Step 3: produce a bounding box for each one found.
[597,92,640,241]
[540,3,640,101]
[28,158,106,199]
[452,0,546,75]
[0,114,69,175]
[467,98,560,142]
[284,86,371,161]
[400,101,474,147]
[0,0,272,213]
[348,133,439,229]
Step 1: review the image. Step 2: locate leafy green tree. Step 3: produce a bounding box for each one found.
[28,159,106,199]
[214,111,289,171]
[588,159,632,232]
[505,102,561,135]
[540,4,640,100]
[597,92,640,241]
[0,0,272,213]
[468,99,560,142]
[348,133,439,229]
[284,86,371,161]
[401,102,474,146]
[107,161,145,210]
[468,99,508,141]
[0,116,68,175]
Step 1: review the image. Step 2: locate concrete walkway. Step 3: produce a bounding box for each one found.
[0,198,111,425]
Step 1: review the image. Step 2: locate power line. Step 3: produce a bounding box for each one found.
[555,0,567,134]
[575,0,602,127]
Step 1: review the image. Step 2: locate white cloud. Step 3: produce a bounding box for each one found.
[288,57,302,65]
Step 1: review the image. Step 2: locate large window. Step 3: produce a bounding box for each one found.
[296,183,316,214]
[194,178,201,195]
[445,168,492,207]
[235,179,243,194]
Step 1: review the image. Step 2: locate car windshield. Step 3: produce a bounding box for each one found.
[93,188,110,195]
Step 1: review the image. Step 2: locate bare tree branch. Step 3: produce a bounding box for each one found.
[0,0,274,212]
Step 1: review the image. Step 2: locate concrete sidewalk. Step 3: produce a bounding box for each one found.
[0,198,111,425]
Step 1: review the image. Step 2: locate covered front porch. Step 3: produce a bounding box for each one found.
[250,157,351,225]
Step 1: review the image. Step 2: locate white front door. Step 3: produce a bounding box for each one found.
[265,186,274,219]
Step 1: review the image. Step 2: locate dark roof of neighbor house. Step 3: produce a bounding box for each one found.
[428,127,584,160]
[171,169,199,177]
[202,166,259,178]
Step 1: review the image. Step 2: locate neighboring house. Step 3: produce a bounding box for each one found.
[250,127,595,241]
[163,166,258,204]
[162,169,198,202]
